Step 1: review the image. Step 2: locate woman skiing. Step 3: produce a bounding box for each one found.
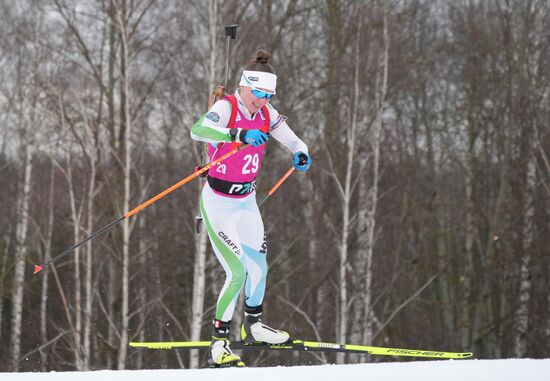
[191,50,311,367]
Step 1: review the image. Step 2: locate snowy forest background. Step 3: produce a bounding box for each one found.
[1,0,550,372]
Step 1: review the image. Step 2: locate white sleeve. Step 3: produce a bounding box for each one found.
[267,104,308,155]
[190,99,234,144]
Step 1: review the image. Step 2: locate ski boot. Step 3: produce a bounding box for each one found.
[208,320,245,368]
[241,305,290,344]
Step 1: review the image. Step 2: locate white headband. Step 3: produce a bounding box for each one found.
[239,70,277,94]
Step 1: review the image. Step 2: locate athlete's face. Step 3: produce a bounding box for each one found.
[240,86,271,114]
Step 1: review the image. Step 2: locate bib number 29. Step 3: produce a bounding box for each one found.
[242,154,259,174]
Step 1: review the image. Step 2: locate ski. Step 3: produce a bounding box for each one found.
[129,339,473,359]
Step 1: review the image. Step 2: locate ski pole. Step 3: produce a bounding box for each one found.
[207,25,239,108]
[256,153,309,208]
[258,166,295,207]
[198,24,240,224]
[34,144,250,275]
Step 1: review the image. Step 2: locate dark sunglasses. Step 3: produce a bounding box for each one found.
[251,89,274,100]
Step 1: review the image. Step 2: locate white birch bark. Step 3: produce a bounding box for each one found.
[10,129,34,371]
[117,6,132,369]
[335,104,353,364]
[190,0,217,367]
[136,212,147,369]
[66,150,84,370]
[79,96,97,371]
[39,162,55,371]
[515,6,544,356]
[334,3,379,363]
[334,19,361,365]
[190,227,208,368]
[514,126,537,357]
[352,177,368,346]
[359,13,388,362]
[49,94,88,369]
[52,1,118,367]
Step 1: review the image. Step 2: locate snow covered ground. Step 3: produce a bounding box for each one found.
[2,359,549,381]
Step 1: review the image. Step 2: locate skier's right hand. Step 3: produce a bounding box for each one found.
[242,129,269,147]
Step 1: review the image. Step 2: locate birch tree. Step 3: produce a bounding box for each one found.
[10,118,34,371]
[362,8,388,353]
[514,125,536,356]
[115,2,133,368]
[38,161,55,371]
[189,0,218,367]
[79,94,99,371]
[327,8,360,365]
[52,0,120,366]
[513,1,548,356]
[316,0,356,363]
[9,3,43,368]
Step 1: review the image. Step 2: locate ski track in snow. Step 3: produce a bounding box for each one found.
[1,359,550,381]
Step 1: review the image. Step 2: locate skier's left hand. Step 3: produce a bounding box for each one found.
[293,151,311,172]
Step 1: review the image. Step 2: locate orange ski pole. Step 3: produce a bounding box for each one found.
[34,144,249,274]
[258,166,295,207]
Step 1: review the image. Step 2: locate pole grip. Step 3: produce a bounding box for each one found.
[224,25,238,87]
[225,25,238,39]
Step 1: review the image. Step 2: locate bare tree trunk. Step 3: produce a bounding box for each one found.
[11,130,34,371]
[207,0,218,92]
[349,6,366,350]
[39,161,56,371]
[136,212,147,369]
[66,150,84,370]
[117,5,132,369]
[190,226,208,368]
[344,4,368,356]
[335,31,360,364]
[335,121,352,365]
[462,112,477,351]
[190,0,217,368]
[82,213,94,369]
[106,5,118,368]
[0,230,11,344]
[361,11,388,361]
[514,126,537,357]
[82,121,97,371]
[334,3,375,363]
[353,177,368,347]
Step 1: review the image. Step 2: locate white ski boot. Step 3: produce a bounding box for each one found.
[209,336,245,368]
[241,312,290,344]
[208,320,244,368]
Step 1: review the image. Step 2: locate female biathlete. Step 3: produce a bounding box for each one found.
[191,50,311,367]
